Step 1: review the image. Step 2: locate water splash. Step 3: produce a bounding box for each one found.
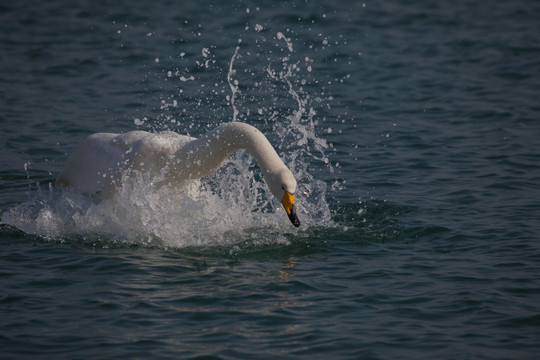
[227,44,241,122]
[2,30,335,249]
[3,168,299,248]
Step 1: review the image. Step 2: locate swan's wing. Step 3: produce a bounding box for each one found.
[55,131,196,195]
[55,133,126,194]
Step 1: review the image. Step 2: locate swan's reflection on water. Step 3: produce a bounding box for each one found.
[278,256,298,282]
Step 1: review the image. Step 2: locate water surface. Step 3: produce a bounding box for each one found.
[1,1,539,359]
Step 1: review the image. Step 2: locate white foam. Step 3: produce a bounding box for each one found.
[3,154,328,249]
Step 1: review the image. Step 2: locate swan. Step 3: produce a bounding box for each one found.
[55,122,300,227]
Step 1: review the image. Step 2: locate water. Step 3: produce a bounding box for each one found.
[1,1,539,358]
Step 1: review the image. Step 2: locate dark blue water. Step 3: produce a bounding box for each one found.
[2,1,540,359]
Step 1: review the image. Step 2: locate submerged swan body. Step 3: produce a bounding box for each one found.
[55,122,300,227]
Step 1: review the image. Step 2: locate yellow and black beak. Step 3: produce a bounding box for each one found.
[281,190,300,227]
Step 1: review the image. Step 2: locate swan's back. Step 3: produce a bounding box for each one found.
[55,131,194,196]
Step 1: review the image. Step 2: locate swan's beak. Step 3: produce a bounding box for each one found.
[282,190,300,227]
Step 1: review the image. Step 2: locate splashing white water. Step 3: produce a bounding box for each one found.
[3,154,320,248]
[227,44,241,122]
[2,30,334,249]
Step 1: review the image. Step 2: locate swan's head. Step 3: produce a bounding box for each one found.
[266,167,300,227]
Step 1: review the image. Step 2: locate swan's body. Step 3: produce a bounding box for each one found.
[56,122,300,226]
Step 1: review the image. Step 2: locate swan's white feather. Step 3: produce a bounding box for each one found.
[56,131,194,195]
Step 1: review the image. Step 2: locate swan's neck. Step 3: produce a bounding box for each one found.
[169,122,287,184]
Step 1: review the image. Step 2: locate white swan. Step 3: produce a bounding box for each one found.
[55,122,300,227]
